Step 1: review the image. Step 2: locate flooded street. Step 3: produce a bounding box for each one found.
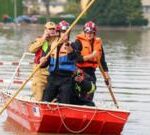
[0,24,150,135]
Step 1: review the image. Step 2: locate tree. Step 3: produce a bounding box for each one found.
[64,0,81,16]
[104,0,126,26]
[42,0,50,15]
[0,0,23,21]
[86,0,148,26]
[123,0,145,26]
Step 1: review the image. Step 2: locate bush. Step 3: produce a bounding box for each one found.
[130,18,148,26]
[86,0,148,26]
[0,0,23,22]
[37,16,47,24]
[37,16,87,25]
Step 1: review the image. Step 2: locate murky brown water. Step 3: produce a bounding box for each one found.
[0,24,150,135]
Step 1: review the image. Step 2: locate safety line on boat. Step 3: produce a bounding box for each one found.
[0,61,33,66]
[56,103,98,134]
[25,102,127,122]
[0,79,24,84]
[107,112,127,121]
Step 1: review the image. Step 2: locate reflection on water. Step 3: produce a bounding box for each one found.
[2,117,51,135]
[0,24,150,135]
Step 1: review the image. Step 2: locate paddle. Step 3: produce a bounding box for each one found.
[0,0,96,115]
[98,61,119,109]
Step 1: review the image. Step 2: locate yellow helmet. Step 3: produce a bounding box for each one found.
[45,21,56,29]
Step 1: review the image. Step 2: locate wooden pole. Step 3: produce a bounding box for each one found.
[98,63,119,109]
[0,0,96,115]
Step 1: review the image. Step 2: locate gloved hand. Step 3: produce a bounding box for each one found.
[104,78,112,88]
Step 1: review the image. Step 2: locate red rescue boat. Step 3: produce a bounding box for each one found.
[2,91,130,135]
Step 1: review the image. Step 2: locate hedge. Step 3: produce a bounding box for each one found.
[37,16,87,25]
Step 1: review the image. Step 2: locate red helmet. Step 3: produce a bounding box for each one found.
[83,21,96,33]
[56,20,70,31]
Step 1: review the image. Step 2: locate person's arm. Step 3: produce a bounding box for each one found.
[100,47,111,86]
[28,29,50,53]
[82,40,98,61]
[28,37,45,53]
[68,40,83,61]
[83,50,97,61]
[100,47,109,72]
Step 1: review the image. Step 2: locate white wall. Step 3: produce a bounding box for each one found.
[142,0,150,25]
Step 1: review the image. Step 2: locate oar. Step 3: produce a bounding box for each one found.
[98,62,119,109]
[0,0,96,115]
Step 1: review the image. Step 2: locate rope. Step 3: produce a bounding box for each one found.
[0,52,34,66]
[56,103,98,134]
[0,61,33,66]
[25,101,127,122]
[0,79,24,84]
[107,112,127,121]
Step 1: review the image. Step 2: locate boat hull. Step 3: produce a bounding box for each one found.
[2,92,130,134]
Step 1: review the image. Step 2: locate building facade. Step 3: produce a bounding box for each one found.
[23,0,67,15]
[142,0,150,25]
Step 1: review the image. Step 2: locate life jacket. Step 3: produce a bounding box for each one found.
[34,41,49,64]
[49,41,76,72]
[76,33,102,68]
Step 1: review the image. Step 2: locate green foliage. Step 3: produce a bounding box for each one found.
[130,18,148,26]
[38,16,47,24]
[64,0,81,16]
[86,0,148,26]
[37,16,86,25]
[0,0,23,22]
[16,0,23,16]
[123,0,142,25]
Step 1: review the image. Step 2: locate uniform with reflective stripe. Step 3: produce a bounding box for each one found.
[34,40,49,64]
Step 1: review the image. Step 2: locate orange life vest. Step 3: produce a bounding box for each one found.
[76,33,102,68]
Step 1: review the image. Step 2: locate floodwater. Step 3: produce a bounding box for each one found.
[0,24,150,135]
